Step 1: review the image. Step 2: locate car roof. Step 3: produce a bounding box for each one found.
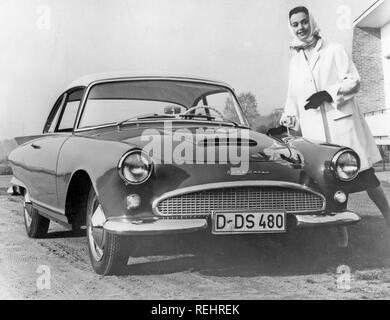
[65,72,234,91]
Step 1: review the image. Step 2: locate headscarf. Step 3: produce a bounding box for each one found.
[289,13,321,52]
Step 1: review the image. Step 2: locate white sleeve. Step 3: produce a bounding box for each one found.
[326,44,361,109]
[280,58,300,130]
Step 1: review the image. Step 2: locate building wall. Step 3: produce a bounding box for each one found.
[381,22,390,109]
[364,111,390,144]
[352,27,386,113]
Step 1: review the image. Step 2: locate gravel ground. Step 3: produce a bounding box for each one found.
[0,175,389,300]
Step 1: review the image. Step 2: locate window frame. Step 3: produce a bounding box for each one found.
[74,79,248,131]
[55,87,86,133]
[43,93,66,134]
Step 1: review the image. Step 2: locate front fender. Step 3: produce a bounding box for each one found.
[286,137,359,201]
[56,135,144,218]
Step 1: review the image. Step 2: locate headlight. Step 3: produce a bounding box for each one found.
[331,149,360,181]
[118,150,153,184]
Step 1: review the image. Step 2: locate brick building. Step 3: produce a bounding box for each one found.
[353,0,390,151]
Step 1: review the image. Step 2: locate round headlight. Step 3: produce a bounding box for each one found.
[118,150,153,184]
[331,149,360,181]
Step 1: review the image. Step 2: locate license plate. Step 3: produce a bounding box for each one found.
[212,211,286,234]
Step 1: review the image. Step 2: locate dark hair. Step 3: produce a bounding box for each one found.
[289,6,309,19]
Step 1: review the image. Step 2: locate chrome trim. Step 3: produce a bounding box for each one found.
[91,204,107,228]
[9,176,66,215]
[75,119,247,133]
[74,77,247,131]
[75,122,122,132]
[330,148,361,181]
[117,149,154,185]
[294,211,361,228]
[68,74,235,91]
[102,211,361,235]
[30,198,65,215]
[152,181,326,216]
[103,218,208,235]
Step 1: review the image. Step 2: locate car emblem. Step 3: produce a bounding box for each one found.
[227,169,270,175]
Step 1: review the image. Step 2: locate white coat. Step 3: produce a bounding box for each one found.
[282,38,382,170]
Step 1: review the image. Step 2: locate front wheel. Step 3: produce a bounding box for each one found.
[23,191,50,238]
[86,187,131,275]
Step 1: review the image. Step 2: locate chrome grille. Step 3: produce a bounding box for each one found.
[156,187,324,216]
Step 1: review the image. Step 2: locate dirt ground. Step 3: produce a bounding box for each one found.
[0,178,389,300]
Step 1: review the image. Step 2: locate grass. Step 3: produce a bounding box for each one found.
[354,269,390,282]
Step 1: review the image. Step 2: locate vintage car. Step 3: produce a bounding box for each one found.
[8,73,362,275]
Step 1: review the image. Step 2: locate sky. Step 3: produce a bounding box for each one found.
[0,0,377,139]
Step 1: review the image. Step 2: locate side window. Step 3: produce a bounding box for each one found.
[44,94,66,133]
[57,88,85,132]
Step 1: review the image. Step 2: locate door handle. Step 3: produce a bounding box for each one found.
[30,143,41,149]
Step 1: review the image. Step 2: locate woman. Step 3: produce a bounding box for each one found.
[280,6,390,244]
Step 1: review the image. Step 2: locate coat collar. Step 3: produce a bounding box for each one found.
[311,38,323,70]
[309,38,323,70]
[300,38,323,71]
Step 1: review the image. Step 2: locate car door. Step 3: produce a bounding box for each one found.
[22,88,85,212]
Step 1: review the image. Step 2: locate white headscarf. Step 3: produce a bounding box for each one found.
[289,13,321,51]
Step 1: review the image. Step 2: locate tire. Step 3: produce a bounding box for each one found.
[23,191,50,238]
[86,187,130,275]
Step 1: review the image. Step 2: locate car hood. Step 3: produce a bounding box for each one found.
[85,125,326,204]
[89,125,304,166]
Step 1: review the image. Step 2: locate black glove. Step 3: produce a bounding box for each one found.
[304,91,333,110]
[266,126,287,136]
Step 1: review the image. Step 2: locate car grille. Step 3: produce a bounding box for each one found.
[156,186,324,216]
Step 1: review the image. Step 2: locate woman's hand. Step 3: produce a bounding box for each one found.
[280,114,297,128]
[304,91,333,110]
[266,126,287,136]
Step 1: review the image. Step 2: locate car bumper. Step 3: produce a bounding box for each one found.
[104,218,208,235]
[294,211,361,228]
[103,211,361,235]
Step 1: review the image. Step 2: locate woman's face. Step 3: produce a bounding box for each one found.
[290,12,311,42]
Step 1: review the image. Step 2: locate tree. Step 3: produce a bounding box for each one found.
[224,91,260,128]
[254,108,284,134]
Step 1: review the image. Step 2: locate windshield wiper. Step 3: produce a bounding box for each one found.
[178,114,248,128]
[224,119,250,129]
[179,114,215,121]
[116,114,176,127]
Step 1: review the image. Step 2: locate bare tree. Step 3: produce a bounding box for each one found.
[224,91,260,128]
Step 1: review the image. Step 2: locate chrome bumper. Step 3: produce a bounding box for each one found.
[103,211,361,235]
[104,218,208,235]
[294,211,361,228]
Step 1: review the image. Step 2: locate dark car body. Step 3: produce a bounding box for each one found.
[8,73,361,274]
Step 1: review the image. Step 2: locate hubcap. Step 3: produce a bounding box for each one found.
[87,196,106,262]
[24,193,33,227]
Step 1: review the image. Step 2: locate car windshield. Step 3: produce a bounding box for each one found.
[78,80,247,128]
